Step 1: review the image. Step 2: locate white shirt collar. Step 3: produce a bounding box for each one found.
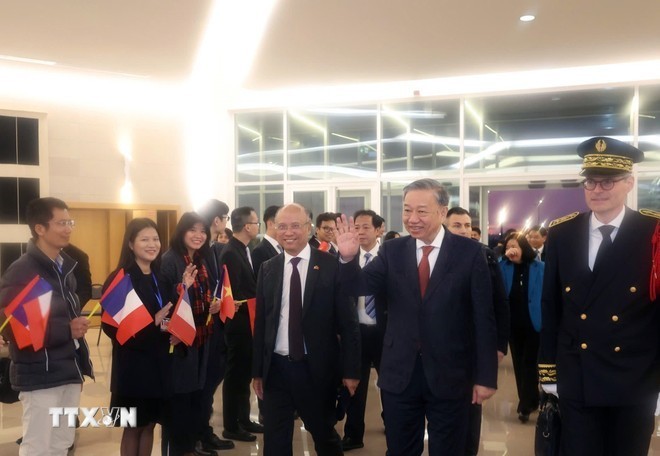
[263,233,281,252]
[590,206,626,232]
[415,225,445,251]
[284,243,311,264]
[360,243,379,258]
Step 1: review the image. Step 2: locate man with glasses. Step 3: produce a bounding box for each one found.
[539,137,660,455]
[310,212,339,255]
[0,197,94,456]
[220,207,264,441]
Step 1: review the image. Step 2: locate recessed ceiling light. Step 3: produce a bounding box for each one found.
[0,54,56,66]
[520,15,536,22]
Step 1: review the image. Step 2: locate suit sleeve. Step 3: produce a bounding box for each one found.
[252,262,267,379]
[485,248,510,354]
[334,263,361,380]
[538,228,561,384]
[470,249,498,389]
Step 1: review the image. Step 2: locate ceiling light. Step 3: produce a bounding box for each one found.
[0,54,56,66]
[519,15,535,22]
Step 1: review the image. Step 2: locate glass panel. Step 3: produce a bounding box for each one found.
[0,115,17,164]
[469,182,588,248]
[464,88,634,172]
[236,185,284,234]
[18,177,40,224]
[638,176,660,211]
[287,107,377,181]
[637,85,660,165]
[381,179,458,234]
[337,189,371,219]
[292,190,326,225]
[236,112,284,182]
[381,100,460,173]
[0,177,18,223]
[17,117,39,165]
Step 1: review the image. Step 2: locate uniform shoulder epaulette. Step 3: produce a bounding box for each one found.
[549,211,579,228]
[640,209,660,220]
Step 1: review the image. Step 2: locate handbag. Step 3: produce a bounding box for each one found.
[0,357,19,404]
[535,391,561,456]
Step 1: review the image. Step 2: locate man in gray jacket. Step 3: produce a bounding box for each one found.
[0,197,94,456]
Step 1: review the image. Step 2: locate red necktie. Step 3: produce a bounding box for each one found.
[288,257,304,360]
[418,245,434,298]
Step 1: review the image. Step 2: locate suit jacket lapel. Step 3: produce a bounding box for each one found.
[402,237,423,303]
[570,213,594,310]
[271,255,285,326]
[302,249,320,318]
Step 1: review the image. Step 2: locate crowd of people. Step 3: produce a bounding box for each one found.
[0,136,658,456]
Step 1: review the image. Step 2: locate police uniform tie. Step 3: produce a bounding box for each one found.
[363,253,376,319]
[288,257,304,361]
[594,225,615,271]
[418,245,434,298]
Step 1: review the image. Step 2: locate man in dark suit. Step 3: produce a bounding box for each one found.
[445,206,509,456]
[309,212,339,255]
[252,203,361,456]
[539,137,660,455]
[340,209,386,451]
[252,205,282,275]
[197,199,235,451]
[336,179,498,456]
[526,225,547,262]
[220,206,264,442]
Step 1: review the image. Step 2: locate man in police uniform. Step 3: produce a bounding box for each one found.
[538,137,660,455]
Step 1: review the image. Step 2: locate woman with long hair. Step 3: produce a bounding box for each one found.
[160,212,220,456]
[499,231,544,423]
[102,218,173,456]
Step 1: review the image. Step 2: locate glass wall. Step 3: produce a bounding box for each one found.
[234,83,660,232]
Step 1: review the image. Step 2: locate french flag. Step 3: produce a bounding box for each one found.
[167,287,196,347]
[100,269,153,345]
[4,275,52,350]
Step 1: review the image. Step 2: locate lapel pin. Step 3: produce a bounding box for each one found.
[313,265,320,270]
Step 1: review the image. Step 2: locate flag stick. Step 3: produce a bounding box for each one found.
[86,302,102,320]
[169,344,174,354]
[0,315,13,333]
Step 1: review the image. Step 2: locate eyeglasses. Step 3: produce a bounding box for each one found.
[320,226,336,232]
[276,222,309,232]
[50,219,75,228]
[219,215,229,221]
[246,222,261,228]
[582,176,628,191]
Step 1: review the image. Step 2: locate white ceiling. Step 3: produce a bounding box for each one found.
[2,0,660,89]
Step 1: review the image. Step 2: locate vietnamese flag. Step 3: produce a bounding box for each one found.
[219,265,236,323]
[246,298,256,336]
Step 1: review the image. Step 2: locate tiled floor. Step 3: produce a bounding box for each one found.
[1,326,658,455]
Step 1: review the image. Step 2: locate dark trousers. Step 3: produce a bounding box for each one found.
[264,354,342,456]
[559,397,656,456]
[223,309,253,431]
[343,324,383,442]
[382,355,470,456]
[161,389,205,455]
[509,324,539,414]
[201,322,226,440]
[465,403,481,456]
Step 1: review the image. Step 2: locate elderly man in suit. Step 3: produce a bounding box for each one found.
[252,203,361,456]
[539,137,660,455]
[336,178,498,456]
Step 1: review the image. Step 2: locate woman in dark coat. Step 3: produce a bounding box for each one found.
[499,232,544,423]
[102,218,173,456]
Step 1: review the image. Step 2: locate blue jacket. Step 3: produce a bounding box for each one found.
[499,259,544,332]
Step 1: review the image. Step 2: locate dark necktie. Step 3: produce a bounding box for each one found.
[594,225,614,271]
[418,245,434,298]
[288,257,304,360]
[363,253,376,319]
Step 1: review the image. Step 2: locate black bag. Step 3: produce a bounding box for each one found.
[0,357,19,404]
[535,392,561,456]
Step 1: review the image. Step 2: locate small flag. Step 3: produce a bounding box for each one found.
[219,265,236,323]
[167,287,196,347]
[3,275,52,350]
[247,298,256,336]
[100,269,153,345]
[318,241,330,252]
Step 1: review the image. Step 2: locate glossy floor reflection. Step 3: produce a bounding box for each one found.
[0,328,658,455]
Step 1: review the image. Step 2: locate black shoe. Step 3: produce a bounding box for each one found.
[518,412,530,423]
[202,434,235,450]
[193,442,218,456]
[341,437,364,451]
[222,429,257,442]
[239,421,264,434]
